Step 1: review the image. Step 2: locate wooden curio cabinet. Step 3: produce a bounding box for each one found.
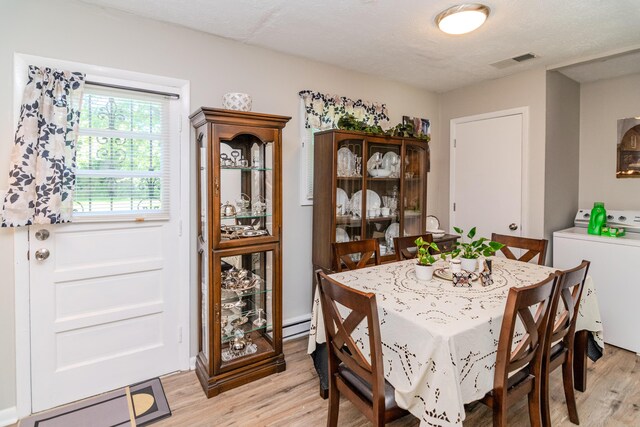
[312,129,430,272]
[190,108,290,397]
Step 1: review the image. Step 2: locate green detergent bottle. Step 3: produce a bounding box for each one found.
[587,202,606,235]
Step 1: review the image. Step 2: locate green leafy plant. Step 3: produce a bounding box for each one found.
[449,227,505,260]
[415,237,441,266]
[336,114,431,142]
[337,114,385,135]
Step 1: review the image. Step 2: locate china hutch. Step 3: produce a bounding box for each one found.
[190,108,290,397]
[312,129,441,272]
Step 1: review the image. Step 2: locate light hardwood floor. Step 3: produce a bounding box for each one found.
[154,338,639,427]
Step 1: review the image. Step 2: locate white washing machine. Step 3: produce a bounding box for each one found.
[553,209,640,354]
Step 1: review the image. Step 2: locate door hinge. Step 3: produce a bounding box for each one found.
[178,327,183,343]
[453,202,456,212]
[454,139,457,148]
[27,250,30,260]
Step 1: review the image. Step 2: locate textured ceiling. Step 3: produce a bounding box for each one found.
[80,0,640,92]
[556,49,640,83]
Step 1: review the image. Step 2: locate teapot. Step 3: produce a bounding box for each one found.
[235,193,251,213]
[221,201,236,217]
[252,195,267,215]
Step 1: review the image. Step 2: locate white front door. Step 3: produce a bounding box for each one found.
[28,82,184,412]
[450,110,524,240]
[29,220,181,411]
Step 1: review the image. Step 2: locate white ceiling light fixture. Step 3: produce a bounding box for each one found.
[436,3,490,35]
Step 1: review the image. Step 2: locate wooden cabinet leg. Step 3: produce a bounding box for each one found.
[574,330,588,392]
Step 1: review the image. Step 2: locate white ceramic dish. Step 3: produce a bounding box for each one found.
[369,168,392,178]
[434,268,478,282]
[427,228,446,238]
[351,189,381,213]
[426,215,440,231]
[336,227,350,243]
[385,222,400,246]
[336,188,349,214]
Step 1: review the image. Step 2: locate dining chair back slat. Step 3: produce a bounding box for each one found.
[491,233,549,265]
[541,260,590,426]
[393,234,433,261]
[482,273,559,427]
[333,239,381,272]
[316,270,407,426]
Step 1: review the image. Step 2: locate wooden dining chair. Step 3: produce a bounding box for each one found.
[332,239,381,272]
[541,260,590,426]
[491,233,549,265]
[393,233,433,261]
[480,273,559,427]
[316,271,409,426]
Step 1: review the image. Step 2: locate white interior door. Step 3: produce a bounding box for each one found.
[450,111,524,240]
[29,219,181,412]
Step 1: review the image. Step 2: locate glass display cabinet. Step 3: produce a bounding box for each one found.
[190,108,290,397]
[312,130,430,272]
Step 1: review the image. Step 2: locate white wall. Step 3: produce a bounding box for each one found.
[579,72,640,210]
[0,0,438,414]
[437,68,548,237]
[544,71,580,261]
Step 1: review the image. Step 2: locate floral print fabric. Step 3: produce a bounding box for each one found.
[299,90,390,130]
[1,66,85,227]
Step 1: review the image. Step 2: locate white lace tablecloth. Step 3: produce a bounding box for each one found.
[307,257,603,427]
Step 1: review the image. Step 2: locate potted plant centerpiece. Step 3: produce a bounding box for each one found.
[450,227,505,272]
[414,237,441,281]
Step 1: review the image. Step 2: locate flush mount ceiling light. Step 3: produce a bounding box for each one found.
[436,4,490,35]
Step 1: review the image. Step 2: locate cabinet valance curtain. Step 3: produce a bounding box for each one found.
[1,65,85,227]
[298,90,390,130]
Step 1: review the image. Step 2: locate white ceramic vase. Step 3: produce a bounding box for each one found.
[415,264,434,281]
[222,92,252,111]
[461,257,477,272]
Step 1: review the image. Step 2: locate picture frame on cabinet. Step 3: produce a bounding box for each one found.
[402,116,431,139]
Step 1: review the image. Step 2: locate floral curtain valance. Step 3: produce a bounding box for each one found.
[299,90,390,130]
[1,65,85,227]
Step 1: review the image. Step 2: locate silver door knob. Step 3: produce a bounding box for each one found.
[509,223,518,231]
[35,229,50,241]
[35,248,50,261]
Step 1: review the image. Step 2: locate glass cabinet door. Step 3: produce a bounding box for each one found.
[217,246,275,370]
[335,138,364,244]
[364,140,401,257]
[197,130,210,362]
[219,134,274,243]
[403,143,428,237]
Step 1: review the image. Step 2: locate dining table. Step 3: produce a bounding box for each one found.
[307,256,604,427]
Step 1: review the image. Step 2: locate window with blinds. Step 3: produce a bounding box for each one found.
[73,86,172,220]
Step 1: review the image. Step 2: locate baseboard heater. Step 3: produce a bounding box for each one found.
[283,315,311,340]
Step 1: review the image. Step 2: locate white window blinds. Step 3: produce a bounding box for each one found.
[74,85,172,220]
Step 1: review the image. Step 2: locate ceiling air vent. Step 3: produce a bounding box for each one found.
[490,53,537,69]
[513,53,536,62]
